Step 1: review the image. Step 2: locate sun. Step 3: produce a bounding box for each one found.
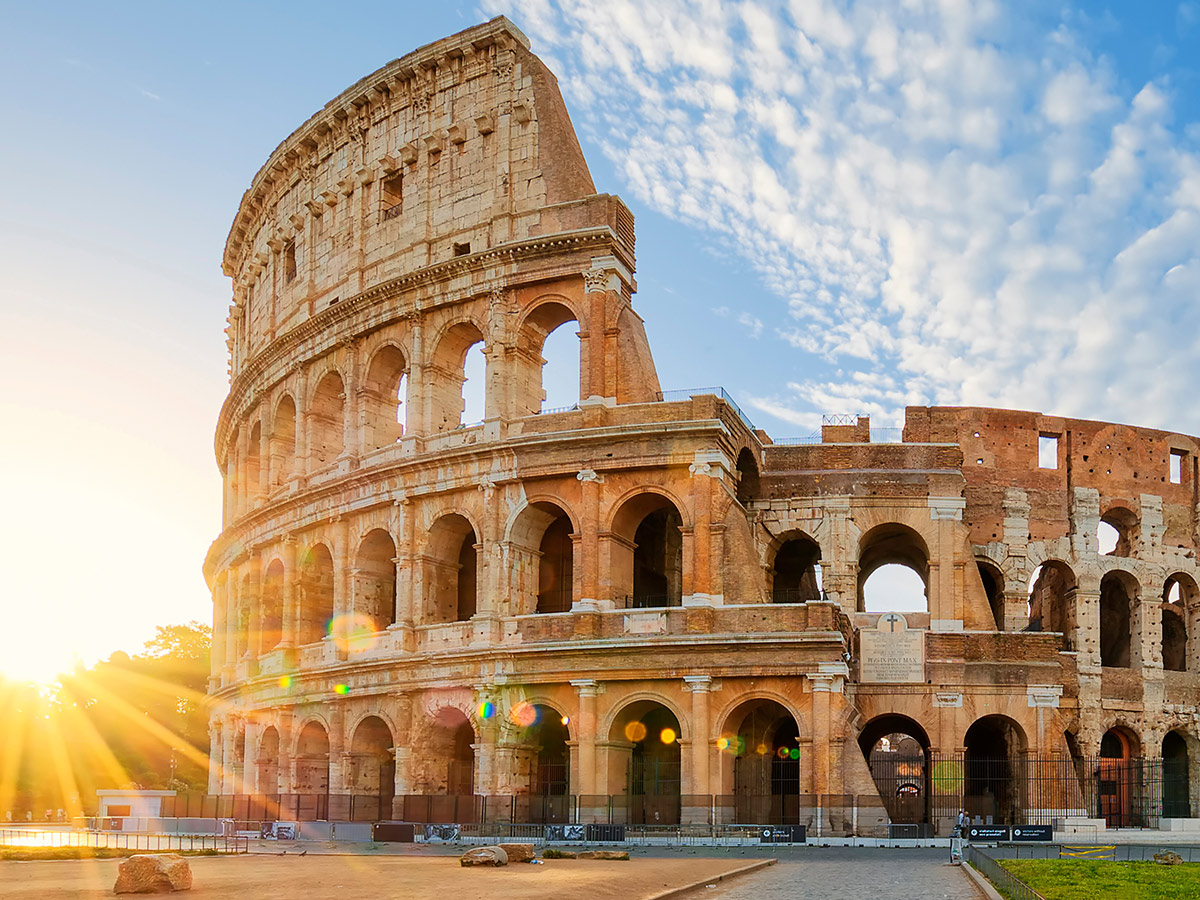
[0,637,74,686]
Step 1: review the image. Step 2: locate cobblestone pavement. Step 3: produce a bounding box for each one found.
[702,849,980,899]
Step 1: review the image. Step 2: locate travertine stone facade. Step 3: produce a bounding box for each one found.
[205,18,1200,831]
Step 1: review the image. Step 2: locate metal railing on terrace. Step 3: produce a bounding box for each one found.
[655,387,757,432]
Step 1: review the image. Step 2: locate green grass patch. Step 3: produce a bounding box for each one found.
[0,847,220,862]
[1000,859,1200,900]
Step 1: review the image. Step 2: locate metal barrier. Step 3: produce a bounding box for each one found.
[0,828,248,853]
[965,845,1048,900]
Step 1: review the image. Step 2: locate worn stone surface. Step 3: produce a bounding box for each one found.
[496,843,534,863]
[1154,850,1184,865]
[203,15,1200,832]
[577,850,629,860]
[112,854,192,894]
[460,846,508,867]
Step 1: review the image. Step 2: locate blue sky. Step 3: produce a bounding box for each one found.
[0,1,1196,674]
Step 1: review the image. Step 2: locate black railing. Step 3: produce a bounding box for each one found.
[0,828,247,854]
[966,845,1048,900]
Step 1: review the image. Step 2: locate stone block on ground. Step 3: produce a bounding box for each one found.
[1154,851,1184,865]
[497,843,535,862]
[113,854,193,893]
[460,846,508,867]
[577,850,630,860]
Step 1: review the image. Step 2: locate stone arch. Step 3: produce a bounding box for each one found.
[421,512,479,624]
[270,393,297,485]
[355,529,397,632]
[309,368,346,467]
[734,447,760,505]
[511,701,572,822]
[1099,505,1139,557]
[1100,570,1139,667]
[609,489,689,608]
[857,523,930,613]
[1162,729,1193,818]
[348,715,395,820]
[410,706,476,797]
[255,725,280,796]
[297,543,335,646]
[858,714,932,826]
[712,690,810,744]
[963,715,1028,824]
[361,342,409,451]
[768,531,821,603]
[1162,573,1197,672]
[429,318,487,432]
[507,500,577,615]
[1098,724,1142,827]
[606,696,685,825]
[1026,560,1077,650]
[976,558,1005,630]
[293,720,331,796]
[246,420,262,499]
[515,297,582,416]
[259,558,285,654]
[718,698,804,824]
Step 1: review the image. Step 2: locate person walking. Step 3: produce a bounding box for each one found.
[950,809,968,863]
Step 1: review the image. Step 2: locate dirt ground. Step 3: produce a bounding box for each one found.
[0,853,759,899]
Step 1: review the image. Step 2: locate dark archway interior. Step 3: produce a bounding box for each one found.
[730,700,801,824]
[350,716,395,817]
[964,717,1024,824]
[456,530,477,621]
[859,715,930,825]
[772,538,821,603]
[1097,727,1139,826]
[632,507,683,606]
[977,562,1003,631]
[624,704,682,824]
[1163,731,1192,818]
[1027,562,1075,649]
[735,448,760,505]
[1100,574,1133,667]
[537,514,574,613]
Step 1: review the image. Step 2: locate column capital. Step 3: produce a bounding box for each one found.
[570,679,603,697]
[683,675,713,692]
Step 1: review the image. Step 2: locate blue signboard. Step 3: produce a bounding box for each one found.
[1011,825,1053,842]
[760,825,806,843]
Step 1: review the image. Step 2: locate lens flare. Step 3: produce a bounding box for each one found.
[777,746,790,759]
[756,743,769,755]
[334,683,349,695]
[278,675,292,690]
[659,727,677,744]
[561,715,570,726]
[328,612,374,651]
[511,701,538,727]
[624,721,648,742]
[478,700,495,720]
[716,737,730,751]
[790,747,801,760]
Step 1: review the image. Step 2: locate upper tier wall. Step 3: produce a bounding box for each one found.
[221,17,615,377]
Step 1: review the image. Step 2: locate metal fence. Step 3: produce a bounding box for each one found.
[0,828,247,853]
[655,387,757,432]
[965,845,1048,900]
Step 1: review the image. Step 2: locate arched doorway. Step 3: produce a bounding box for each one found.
[722,700,801,824]
[1100,572,1136,667]
[858,524,929,613]
[611,494,684,608]
[348,716,395,821]
[294,721,330,820]
[735,448,759,505]
[1027,561,1076,649]
[509,502,575,614]
[771,535,821,604]
[1097,727,1141,827]
[611,701,682,824]
[1163,731,1192,819]
[963,716,1027,824]
[298,543,334,645]
[422,514,479,624]
[514,703,571,823]
[859,715,930,826]
[256,727,280,797]
[259,559,285,653]
[355,530,397,632]
[976,560,1004,631]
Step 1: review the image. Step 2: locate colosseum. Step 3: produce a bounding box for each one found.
[203,17,1200,837]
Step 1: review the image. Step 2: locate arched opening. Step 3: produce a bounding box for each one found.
[270,395,296,485]
[963,716,1027,824]
[611,494,685,608]
[508,502,575,614]
[771,536,822,603]
[1026,561,1076,650]
[518,302,580,415]
[722,699,801,824]
[355,530,397,632]
[1162,575,1193,673]
[297,544,334,646]
[423,514,479,624]
[348,716,395,822]
[237,575,253,659]
[1097,727,1141,827]
[309,371,346,466]
[413,708,476,799]
[362,344,407,451]
[735,448,760,505]
[858,524,929,613]
[246,421,262,498]
[431,321,486,432]
[256,726,280,796]
[976,561,1004,631]
[1100,572,1136,667]
[294,721,330,802]
[259,560,284,654]
[610,701,682,825]
[1098,507,1138,557]
[514,703,571,823]
[858,715,931,826]
[1163,731,1192,819]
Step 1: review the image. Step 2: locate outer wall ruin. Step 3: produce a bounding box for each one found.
[204,17,1200,834]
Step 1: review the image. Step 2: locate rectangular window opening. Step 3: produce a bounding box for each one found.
[381,173,403,221]
[1038,434,1059,469]
[453,241,471,257]
[1170,450,1185,484]
[283,240,297,283]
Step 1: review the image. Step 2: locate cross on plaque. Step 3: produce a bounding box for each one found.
[882,613,902,632]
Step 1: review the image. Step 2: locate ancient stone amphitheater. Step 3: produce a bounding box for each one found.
[203,17,1199,836]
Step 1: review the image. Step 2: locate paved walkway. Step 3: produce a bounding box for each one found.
[704,849,980,899]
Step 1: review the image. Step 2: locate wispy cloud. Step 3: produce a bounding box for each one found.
[488,0,1200,433]
[140,88,161,101]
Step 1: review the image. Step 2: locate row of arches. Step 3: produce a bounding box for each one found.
[226,300,583,512]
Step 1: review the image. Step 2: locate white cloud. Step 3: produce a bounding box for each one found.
[489,0,1200,434]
